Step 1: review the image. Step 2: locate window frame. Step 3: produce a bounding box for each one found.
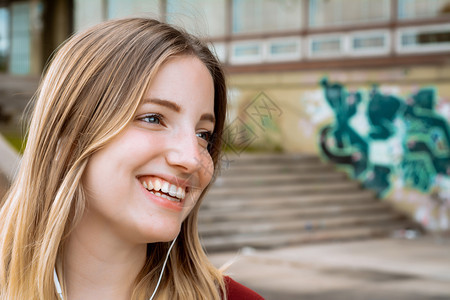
[396,24,450,54]
[307,33,347,59]
[229,40,265,65]
[349,30,391,57]
[265,37,302,62]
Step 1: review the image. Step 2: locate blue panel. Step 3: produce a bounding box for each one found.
[0,8,9,71]
[10,3,30,75]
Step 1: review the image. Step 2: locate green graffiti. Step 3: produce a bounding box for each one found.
[319,78,450,198]
[401,152,435,191]
[368,86,402,140]
[404,88,450,179]
[319,79,369,178]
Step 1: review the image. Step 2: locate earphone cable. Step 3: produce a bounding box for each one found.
[53,236,178,300]
[149,236,178,300]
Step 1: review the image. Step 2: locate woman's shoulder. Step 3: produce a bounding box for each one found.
[224,276,265,299]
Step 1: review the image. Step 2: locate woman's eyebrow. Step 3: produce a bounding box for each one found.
[200,113,215,124]
[143,97,215,124]
[142,98,181,112]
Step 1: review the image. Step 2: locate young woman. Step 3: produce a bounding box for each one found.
[0,18,263,300]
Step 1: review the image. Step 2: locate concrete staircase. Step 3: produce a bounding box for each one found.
[199,153,419,252]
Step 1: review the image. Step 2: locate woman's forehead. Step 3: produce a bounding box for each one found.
[141,56,215,110]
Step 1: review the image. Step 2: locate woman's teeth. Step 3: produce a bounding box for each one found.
[141,178,186,202]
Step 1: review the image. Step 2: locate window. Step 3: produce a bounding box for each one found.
[397,25,450,53]
[229,38,302,64]
[309,0,390,28]
[167,0,227,37]
[230,40,264,64]
[232,0,302,34]
[266,37,301,61]
[107,0,160,19]
[0,8,9,71]
[350,30,390,56]
[74,0,105,32]
[308,34,344,58]
[398,0,450,20]
[10,2,30,74]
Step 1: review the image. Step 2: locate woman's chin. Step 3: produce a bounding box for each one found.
[142,224,181,244]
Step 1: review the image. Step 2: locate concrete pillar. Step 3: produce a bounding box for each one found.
[41,0,73,70]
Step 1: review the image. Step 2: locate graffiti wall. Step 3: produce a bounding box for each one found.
[227,66,450,231]
[319,79,450,230]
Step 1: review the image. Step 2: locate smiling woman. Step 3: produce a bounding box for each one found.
[0,18,263,300]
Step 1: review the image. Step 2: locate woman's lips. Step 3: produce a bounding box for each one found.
[138,175,192,212]
[139,176,187,201]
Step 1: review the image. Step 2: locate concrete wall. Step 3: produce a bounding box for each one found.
[227,65,450,232]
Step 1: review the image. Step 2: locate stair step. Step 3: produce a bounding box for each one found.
[212,172,348,187]
[199,212,405,237]
[201,222,410,252]
[221,153,320,165]
[198,202,392,223]
[198,153,420,252]
[208,181,362,198]
[218,163,335,176]
[201,190,376,210]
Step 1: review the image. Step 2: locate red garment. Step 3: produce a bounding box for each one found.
[224,276,265,299]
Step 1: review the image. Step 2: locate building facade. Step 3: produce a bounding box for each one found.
[209,0,450,232]
[0,0,72,74]
[1,0,449,231]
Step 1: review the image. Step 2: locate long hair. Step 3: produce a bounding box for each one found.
[0,18,227,300]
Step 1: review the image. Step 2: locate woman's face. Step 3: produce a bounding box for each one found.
[81,55,215,244]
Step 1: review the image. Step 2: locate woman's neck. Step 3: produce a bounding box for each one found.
[63,214,147,300]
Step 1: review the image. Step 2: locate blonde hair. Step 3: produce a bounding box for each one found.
[0,18,227,299]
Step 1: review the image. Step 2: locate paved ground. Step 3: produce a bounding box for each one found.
[209,236,450,300]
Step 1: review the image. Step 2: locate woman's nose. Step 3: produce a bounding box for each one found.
[165,131,203,174]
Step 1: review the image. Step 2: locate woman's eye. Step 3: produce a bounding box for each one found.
[196,131,212,142]
[140,114,163,125]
